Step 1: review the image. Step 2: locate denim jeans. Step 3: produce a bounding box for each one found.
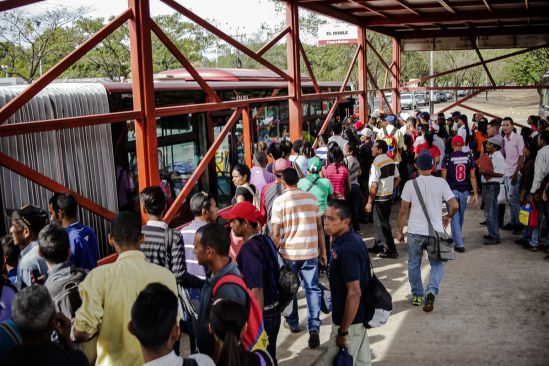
[407,234,445,297]
[522,198,549,247]
[482,183,500,240]
[450,190,469,248]
[285,258,321,332]
[504,175,521,226]
[263,310,281,363]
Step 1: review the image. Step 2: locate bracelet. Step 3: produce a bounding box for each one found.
[337,328,349,336]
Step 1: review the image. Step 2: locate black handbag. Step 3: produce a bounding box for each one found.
[412,179,455,262]
[363,256,392,328]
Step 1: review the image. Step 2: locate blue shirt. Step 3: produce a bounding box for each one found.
[17,241,48,289]
[328,230,371,326]
[66,222,99,271]
[236,235,278,311]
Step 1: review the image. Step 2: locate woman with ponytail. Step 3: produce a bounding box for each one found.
[209,299,274,366]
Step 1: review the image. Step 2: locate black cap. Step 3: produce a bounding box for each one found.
[452,111,461,117]
[6,205,49,233]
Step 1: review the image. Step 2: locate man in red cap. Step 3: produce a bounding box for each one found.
[220,202,280,363]
[441,135,479,252]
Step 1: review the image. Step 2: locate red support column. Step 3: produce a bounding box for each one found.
[128,0,160,192]
[357,27,368,123]
[242,107,253,168]
[391,38,401,115]
[286,1,303,142]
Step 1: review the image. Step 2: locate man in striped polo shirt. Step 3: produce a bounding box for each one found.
[366,140,401,259]
[271,168,327,349]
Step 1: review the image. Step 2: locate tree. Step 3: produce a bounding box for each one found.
[0,7,87,83]
[506,48,549,85]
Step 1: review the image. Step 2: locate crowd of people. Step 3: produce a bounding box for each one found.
[0,109,548,366]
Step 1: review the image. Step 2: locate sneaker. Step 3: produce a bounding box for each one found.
[515,239,529,246]
[283,321,301,333]
[483,238,501,245]
[368,245,385,254]
[501,223,514,231]
[523,245,539,252]
[412,295,424,306]
[308,331,320,349]
[423,293,435,312]
[455,247,465,253]
[479,221,486,226]
[378,251,399,259]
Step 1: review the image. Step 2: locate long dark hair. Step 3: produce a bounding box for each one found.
[327,144,345,173]
[302,140,315,158]
[424,131,434,148]
[460,114,470,146]
[210,299,249,366]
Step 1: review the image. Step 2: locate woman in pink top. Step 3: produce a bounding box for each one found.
[321,143,351,200]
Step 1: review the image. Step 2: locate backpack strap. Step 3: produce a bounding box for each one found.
[212,274,246,297]
[305,175,321,192]
[0,321,21,345]
[164,227,174,270]
[412,179,436,237]
[383,127,388,136]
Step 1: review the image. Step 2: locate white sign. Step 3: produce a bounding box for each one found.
[318,24,358,46]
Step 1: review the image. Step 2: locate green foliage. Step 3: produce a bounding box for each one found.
[506,48,549,85]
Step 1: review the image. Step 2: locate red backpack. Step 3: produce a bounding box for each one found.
[212,274,269,352]
[382,127,398,160]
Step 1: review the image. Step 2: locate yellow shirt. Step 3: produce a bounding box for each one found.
[74,250,177,366]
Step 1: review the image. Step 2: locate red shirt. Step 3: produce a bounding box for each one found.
[415,143,441,172]
[322,164,349,198]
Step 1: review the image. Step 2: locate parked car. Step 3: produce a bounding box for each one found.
[444,91,453,101]
[414,92,429,106]
[400,93,414,110]
[435,91,447,103]
[457,90,467,97]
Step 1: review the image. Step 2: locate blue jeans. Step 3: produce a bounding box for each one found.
[504,175,521,226]
[285,258,321,332]
[522,198,548,247]
[407,234,445,297]
[450,190,469,248]
[483,183,500,240]
[263,310,281,362]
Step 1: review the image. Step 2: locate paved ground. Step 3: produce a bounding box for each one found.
[276,202,549,365]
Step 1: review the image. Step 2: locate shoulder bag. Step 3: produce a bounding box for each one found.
[412,179,455,262]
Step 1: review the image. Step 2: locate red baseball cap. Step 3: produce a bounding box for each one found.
[219,201,263,224]
[452,135,465,146]
[354,121,365,130]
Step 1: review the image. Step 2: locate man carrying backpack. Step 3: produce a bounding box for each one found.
[220,202,280,363]
[39,224,87,321]
[376,114,404,163]
[193,223,268,357]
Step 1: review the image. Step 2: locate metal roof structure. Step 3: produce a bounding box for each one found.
[295,0,549,49]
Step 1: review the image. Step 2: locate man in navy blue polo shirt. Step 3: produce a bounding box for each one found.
[48,193,98,271]
[220,201,280,363]
[323,200,371,366]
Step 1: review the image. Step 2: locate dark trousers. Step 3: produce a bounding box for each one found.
[264,311,281,364]
[348,183,362,231]
[373,199,397,253]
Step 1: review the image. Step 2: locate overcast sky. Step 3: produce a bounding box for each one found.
[29,0,284,36]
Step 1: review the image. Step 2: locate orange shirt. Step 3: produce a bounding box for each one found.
[474,131,487,153]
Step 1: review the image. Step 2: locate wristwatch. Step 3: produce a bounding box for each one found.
[337,328,349,336]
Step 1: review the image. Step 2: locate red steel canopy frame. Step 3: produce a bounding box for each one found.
[1,0,548,227]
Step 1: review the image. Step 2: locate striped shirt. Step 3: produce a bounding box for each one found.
[179,219,208,279]
[141,220,203,288]
[322,164,349,198]
[260,181,284,235]
[271,188,320,261]
[369,153,399,201]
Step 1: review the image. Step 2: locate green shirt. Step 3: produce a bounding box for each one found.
[298,174,334,215]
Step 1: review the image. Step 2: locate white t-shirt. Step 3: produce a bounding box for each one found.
[457,126,471,153]
[401,175,455,236]
[432,135,446,170]
[328,134,348,149]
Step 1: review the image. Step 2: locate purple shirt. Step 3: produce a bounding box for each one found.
[441,151,476,192]
[249,166,275,195]
[503,131,524,177]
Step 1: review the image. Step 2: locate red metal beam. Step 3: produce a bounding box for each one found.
[164,107,243,224]
[401,44,547,86]
[286,1,303,142]
[317,98,341,137]
[459,104,500,120]
[257,26,290,57]
[483,0,493,11]
[0,111,140,137]
[365,9,548,26]
[297,1,363,26]
[435,0,456,14]
[340,46,360,93]
[436,90,483,115]
[390,85,549,92]
[349,0,388,18]
[0,9,132,124]
[129,0,159,192]
[0,151,115,220]
[393,0,421,16]
[150,21,221,103]
[366,40,396,79]
[357,28,368,123]
[242,108,253,168]
[367,68,393,115]
[396,25,549,39]
[0,0,44,12]
[161,0,291,81]
[391,38,401,114]
[302,90,357,101]
[473,44,496,87]
[299,41,320,94]
[156,95,291,117]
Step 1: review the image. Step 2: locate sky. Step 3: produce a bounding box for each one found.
[30,0,285,37]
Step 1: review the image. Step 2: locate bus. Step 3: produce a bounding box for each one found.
[0,68,354,255]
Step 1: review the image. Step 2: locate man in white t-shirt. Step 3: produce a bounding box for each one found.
[396,151,458,313]
[328,122,347,149]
